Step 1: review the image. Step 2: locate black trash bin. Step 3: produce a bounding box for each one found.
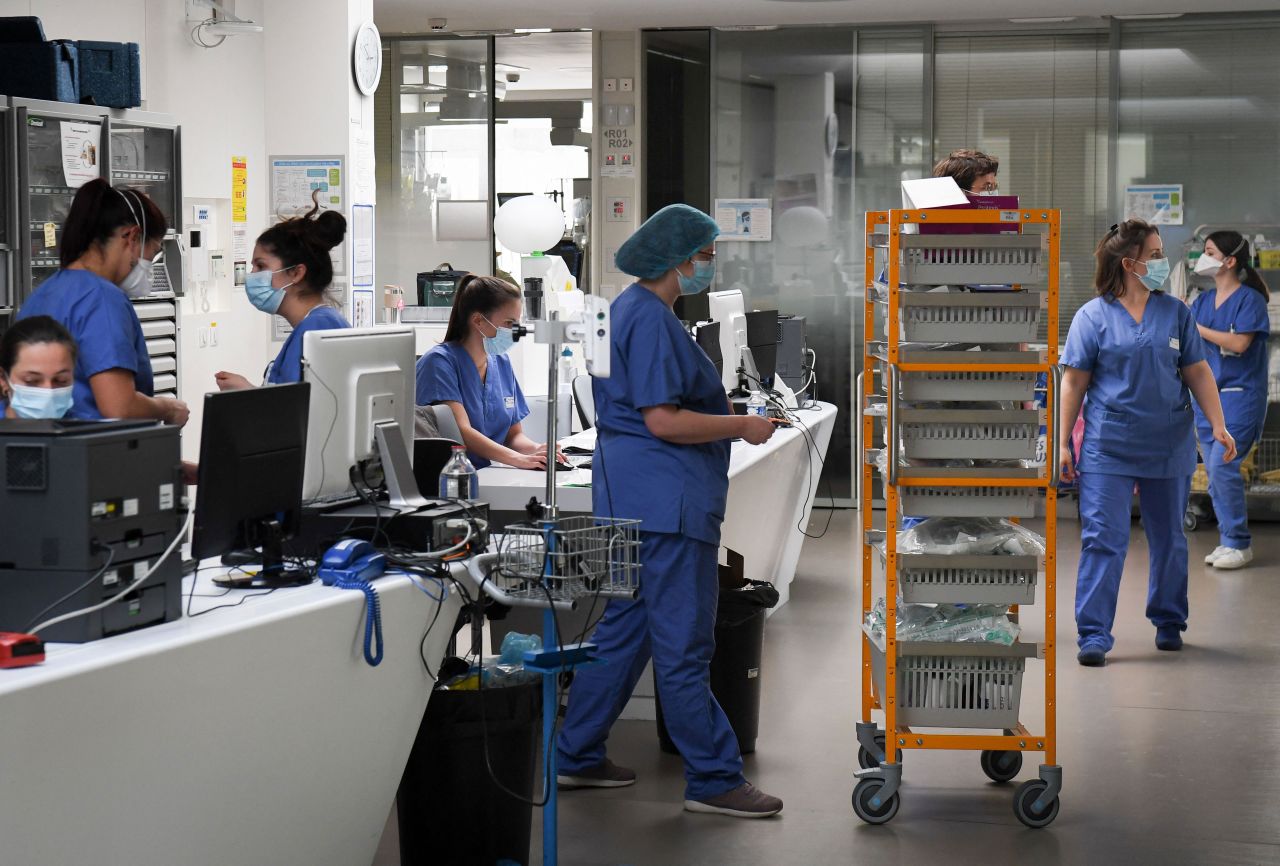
[398,679,542,866]
[657,578,779,755]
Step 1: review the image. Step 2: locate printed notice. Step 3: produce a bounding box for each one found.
[232,156,248,223]
[714,198,773,242]
[270,156,344,216]
[352,203,374,287]
[1125,184,1183,226]
[60,121,101,188]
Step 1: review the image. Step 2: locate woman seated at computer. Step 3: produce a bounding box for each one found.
[1,316,78,419]
[416,274,552,470]
[214,202,349,390]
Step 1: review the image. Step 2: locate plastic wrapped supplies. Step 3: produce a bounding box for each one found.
[865,598,1022,649]
[897,517,1045,557]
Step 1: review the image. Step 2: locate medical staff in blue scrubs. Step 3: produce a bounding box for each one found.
[1059,220,1236,667]
[415,275,548,470]
[0,316,78,419]
[555,205,783,819]
[15,179,188,426]
[214,203,350,391]
[1189,231,1271,570]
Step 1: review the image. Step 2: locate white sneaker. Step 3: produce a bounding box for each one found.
[1204,545,1232,565]
[1213,547,1253,570]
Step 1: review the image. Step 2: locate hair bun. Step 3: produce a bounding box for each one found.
[311,209,347,251]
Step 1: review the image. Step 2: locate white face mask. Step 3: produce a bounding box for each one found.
[1194,253,1224,276]
[119,256,155,298]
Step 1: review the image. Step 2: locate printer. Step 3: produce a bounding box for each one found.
[0,418,184,642]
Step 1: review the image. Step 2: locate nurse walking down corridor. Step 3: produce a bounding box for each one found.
[555,205,783,819]
[1189,231,1270,570]
[1059,220,1236,668]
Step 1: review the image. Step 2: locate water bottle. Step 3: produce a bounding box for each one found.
[747,391,767,418]
[438,445,479,500]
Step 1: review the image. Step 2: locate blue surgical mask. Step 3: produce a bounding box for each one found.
[1137,257,1171,291]
[10,383,75,419]
[676,258,716,295]
[245,268,294,314]
[481,315,515,356]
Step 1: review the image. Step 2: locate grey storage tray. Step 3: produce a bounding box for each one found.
[899,369,1037,402]
[870,343,1047,367]
[865,632,1031,729]
[899,485,1038,518]
[888,291,1045,343]
[898,409,1040,461]
[896,234,1048,286]
[871,542,1041,605]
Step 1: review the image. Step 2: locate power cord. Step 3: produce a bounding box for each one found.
[21,543,116,633]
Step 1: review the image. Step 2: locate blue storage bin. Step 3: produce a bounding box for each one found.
[77,40,140,108]
[0,39,79,102]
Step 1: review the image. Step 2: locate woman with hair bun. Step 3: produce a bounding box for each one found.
[215,201,350,390]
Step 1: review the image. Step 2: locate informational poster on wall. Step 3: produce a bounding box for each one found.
[270,156,344,215]
[232,156,248,223]
[714,199,773,242]
[351,288,375,328]
[352,204,374,287]
[1124,184,1183,225]
[232,227,249,286]
[60,121,101,188]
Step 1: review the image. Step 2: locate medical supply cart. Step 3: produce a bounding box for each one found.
[856,208,1062,828]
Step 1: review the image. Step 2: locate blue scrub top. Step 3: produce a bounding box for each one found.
[1189,285,1270,427]
[415,341,529,469]
[266,305,350,384]
[1063,291,1207,478]
[16,269,153,420]
[592,284,731,545]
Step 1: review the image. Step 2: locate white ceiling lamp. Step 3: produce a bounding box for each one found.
[1112,12,1185,18]
[1008,17,1078,23]
[188,0,262,49]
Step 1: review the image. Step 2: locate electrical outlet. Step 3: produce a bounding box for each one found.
[619,78,633,93]
[209,323,218,347]
[603,78,617,92]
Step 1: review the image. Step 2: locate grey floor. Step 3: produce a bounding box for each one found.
[376,508,1280,866]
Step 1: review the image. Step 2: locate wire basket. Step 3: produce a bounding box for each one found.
[495,516,642,603]
[1249,435,1280,494]
[866,638,1027,729]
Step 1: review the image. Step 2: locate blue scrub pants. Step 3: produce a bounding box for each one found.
[1196,413,1260,550]
[1076,471,1192,652]
[557,531,745,801]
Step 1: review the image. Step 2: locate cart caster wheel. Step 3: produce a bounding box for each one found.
[857,732,903,770]
[852,778,900,825]
[980,749,1023,784]
[1183,511,1198,532]
[1012,779,1060,828]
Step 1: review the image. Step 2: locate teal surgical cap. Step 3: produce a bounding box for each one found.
[614,204,719,279]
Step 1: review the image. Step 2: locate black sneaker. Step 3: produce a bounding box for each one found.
[1077,646,1107,667]
[1155,626,1184,651]
[684,782,783,819]
[557,758,636,789]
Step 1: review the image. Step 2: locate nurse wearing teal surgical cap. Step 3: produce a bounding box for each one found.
[556,204,784,819]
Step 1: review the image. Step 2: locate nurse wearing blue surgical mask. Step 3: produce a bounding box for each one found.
[415,274,546,470]
[214,201,349,391]
[555,205,783,819]
[1059,219,1236,667]
[1188,231,1271,570]
[0,316,78,419]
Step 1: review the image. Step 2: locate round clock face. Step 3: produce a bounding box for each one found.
[353,21,382,96]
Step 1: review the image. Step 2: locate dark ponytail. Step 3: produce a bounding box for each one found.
[59,178,168,268]
[0,315,78,372]
[255,194,347,297]
[444,274,521,343]
[1205,230,1270,301]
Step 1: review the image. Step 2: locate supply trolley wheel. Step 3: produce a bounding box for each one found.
[857,732,902,770]
[1012,779,1060,829]
[852,778,900,825]
[979,749,1023,784]
[1183,509,1198,532]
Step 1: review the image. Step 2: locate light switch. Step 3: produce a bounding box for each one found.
[619,78,634,93]
[603,78,617,92]
[617,103,635,126]
[602,104,619,126]
[620,153,633,167]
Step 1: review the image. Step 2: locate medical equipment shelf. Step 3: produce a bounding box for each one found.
[857,208,1062,829]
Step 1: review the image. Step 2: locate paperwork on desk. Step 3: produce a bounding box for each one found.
[561,428,596,454]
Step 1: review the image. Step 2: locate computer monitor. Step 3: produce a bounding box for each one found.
[707,289,747,392]
[192,383,311,587]
[694,321,723,377]
[744,309,779,384]
[301,327,417,502]
[674,290,711,325]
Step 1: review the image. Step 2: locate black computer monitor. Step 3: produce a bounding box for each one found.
[192,383,312,588]
[674,290,711,325]
[695,321,723,377]
[497,192,534,207]
[745,309,779,382]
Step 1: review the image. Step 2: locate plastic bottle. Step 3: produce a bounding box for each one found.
[747,391,767,418]
[438,445,479,500]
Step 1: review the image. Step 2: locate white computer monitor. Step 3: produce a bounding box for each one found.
[301,326,416,500]
[708,289,748,393]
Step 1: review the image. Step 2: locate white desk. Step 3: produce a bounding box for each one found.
[0,563,464,866]
[477,401,837,610]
